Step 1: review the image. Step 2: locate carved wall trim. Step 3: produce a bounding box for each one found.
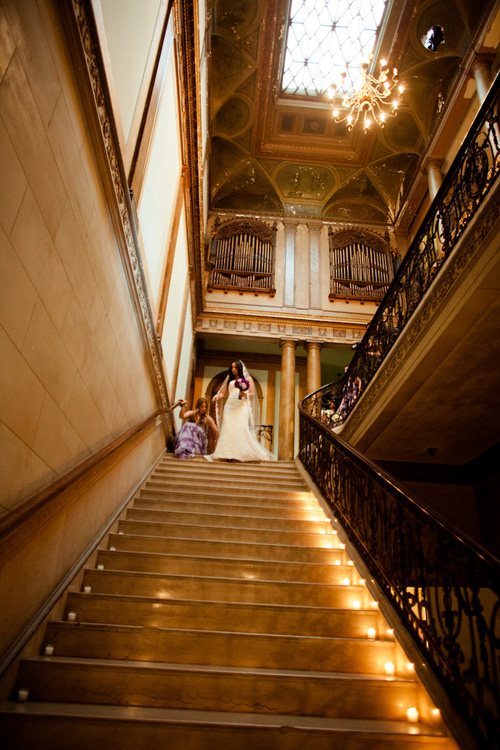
[196,311,367,344]
[69,1,171,425]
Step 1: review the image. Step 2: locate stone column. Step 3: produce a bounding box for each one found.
[471,57,492,105]
[278,340,297,460]
[425,158,443,201]
[305,342,322,394]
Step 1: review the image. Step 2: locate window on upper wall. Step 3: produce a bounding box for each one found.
[281,0,387,98]
[328,227,399,302]
[207,217,277,296]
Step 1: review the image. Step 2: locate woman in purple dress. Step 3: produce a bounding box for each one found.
[171,397,218,459]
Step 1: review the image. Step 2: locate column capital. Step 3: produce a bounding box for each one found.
[305,341,323,351]
[422,157,444,175]
[280,338,298,350]
[469,54,493,77]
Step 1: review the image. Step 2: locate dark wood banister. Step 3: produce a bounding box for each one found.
[0,409,171,543]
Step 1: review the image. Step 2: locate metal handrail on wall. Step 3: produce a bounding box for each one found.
[298,71,500,749]
[298,412,500,749]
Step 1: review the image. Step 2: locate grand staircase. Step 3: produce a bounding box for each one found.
[0,456,458,749]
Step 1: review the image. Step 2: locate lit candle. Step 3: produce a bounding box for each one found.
[342,578,351,586]
[406,662,415,674]
[325,543,333,549]
[384,661,395,675]
[347,560,354,566]
[359,579,366,585]
[334,560,341,566]
[18,689,29,701]
[44,645,54,656]
[67,612,76,622]
[367,628,376,639]
[386,628,394,638]
[352,600,361,610]
[109,547,116,551]
[371,601,379,608]
[97,564,104,570]
[83,586,91,594]
[406,707,419,723]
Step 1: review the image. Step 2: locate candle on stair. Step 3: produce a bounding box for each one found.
[407,707,419,723]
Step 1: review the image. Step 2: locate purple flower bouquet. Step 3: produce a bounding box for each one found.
[234,377,249,399]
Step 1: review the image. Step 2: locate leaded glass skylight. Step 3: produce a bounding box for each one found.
[282,0,388,97]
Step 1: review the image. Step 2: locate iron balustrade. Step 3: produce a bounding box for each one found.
[298,412,500,749]
[298,71,500,748]
[312,69,500,424]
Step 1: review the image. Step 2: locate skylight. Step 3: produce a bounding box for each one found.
[281,0,388,97]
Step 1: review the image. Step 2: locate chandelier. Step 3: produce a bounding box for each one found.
[328,56,404,131]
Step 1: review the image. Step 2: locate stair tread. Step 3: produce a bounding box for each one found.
[108,532,341,554]
[85,568,364,588]
[47,621,390,645]
[98,549,350,569]
[68,590,375,613]
[0,702,446,737]
[23,655,411,682]
[126,507,330,526]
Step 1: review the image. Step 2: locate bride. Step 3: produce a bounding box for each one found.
[206,360,275,462]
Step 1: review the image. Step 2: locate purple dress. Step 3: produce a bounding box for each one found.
[174,421,208,459]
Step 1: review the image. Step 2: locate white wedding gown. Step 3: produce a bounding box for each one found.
[206,381,275,462]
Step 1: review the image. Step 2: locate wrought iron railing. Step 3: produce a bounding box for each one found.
[312,69,500,424]
[298,413,500,749]
[298,71,500,748]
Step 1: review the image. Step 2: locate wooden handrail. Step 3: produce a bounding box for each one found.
[0,410,169,542]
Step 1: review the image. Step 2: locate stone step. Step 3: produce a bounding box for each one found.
[43,622,396,674]
[147,474,308,492]
[15,656,418,721]
[124,507,331,533]
[144,493,316,513]
[133,497,321,521]
[0,703,451,750]
[116,519,338,547]
[159,455,298,472]
[140,485,312,503]
[95,549,360,585]
[106,532,347,562]
[80,569,371,608]
[65,592,386,638]
[155,465,303,483]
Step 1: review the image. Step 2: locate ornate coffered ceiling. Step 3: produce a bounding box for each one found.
[209,0,498,228]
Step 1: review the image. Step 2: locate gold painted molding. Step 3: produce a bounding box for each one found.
[69,0,171,422]
[196,311,367,343]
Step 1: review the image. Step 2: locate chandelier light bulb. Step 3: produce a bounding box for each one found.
[328,55,404,131]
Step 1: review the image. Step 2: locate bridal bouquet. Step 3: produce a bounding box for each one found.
[234,377,249,399]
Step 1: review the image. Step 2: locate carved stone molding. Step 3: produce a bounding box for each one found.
[196,312,366,343]
[70,1,170,420]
